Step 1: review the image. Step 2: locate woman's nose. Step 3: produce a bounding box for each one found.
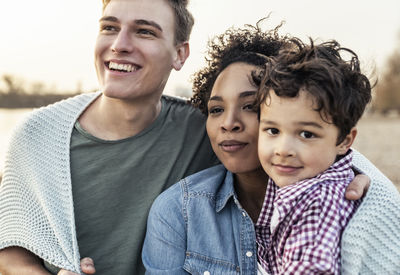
[221,111,243,132]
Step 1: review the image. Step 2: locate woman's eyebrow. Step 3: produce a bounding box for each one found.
[239,91,256,98]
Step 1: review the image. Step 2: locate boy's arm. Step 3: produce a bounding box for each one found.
[0,247,50,275]
[278,186,351,274]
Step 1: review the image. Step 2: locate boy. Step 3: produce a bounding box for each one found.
[256,38,372,274]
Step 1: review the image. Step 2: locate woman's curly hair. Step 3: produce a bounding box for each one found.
[190,19,289,115]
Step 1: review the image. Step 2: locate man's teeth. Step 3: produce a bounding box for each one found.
[109,61,136,72]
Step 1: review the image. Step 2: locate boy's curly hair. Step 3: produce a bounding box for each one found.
[257,38,372,144]
[190,19,289,115]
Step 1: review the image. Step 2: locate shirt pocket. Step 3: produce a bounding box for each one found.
[183,252,240,275]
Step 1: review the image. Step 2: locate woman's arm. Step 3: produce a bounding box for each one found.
[142,188,189,275]
[345,174,370,200]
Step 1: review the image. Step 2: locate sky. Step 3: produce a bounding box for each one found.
[1,0,399,95]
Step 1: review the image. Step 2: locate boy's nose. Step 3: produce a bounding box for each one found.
[274,136,295,157]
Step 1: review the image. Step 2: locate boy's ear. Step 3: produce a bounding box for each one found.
[172,41,190,71]
[337,127,357,155]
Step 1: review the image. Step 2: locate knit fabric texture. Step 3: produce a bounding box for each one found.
[341,150,400,274]
[0,92,100,273]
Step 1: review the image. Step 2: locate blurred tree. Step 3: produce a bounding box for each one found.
[1,74,26,94]
[373,32,400,114]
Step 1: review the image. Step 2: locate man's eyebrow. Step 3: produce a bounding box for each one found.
[98,17,163,32]
[99,16,118,23]
[134,19,163,32]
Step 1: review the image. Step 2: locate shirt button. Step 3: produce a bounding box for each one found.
[246,251,253,257]
[242,212,246,217]
[203,271,210,275]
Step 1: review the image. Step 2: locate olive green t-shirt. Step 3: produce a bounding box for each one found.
[69,96,218,274]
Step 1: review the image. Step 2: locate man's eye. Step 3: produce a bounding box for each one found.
[266,128,279,135]
[300,131,315,139]
[100,25,117,32]
[138,29,156,36]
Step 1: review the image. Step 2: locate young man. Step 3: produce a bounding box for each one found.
[0,1,370,275]
[256,39,400,274]
[0,0,217,274]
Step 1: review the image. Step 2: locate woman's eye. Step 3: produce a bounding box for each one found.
[300,131,315,139]
[266,128,279,135]
[243,103,254,110]
[209,107,223,115]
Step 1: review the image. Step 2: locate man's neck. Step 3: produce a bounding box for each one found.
[78,93,162,140]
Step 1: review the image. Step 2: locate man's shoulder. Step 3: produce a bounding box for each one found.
[26,92,99,121]
[162,94,205,117]
[11,92,99,141]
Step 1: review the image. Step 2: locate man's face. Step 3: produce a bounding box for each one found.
[95,0,187,102]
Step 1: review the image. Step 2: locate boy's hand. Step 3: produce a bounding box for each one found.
[58,257,95,275]
[345,174,370,200]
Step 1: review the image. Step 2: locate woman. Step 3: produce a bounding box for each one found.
[142,23,399,274]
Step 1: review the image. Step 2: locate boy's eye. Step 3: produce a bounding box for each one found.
[300,131,315,139]
[266,128,279,135]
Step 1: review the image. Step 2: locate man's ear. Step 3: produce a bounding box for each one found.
[337,127,357,155]
[172,41,190,71]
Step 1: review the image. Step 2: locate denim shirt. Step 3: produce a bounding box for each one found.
[142,164,258,275]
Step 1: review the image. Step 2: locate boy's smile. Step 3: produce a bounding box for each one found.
[258,89,353,187]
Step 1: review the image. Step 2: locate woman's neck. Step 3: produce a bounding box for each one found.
[234,168,269,223]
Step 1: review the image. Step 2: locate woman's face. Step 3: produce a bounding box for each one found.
[206,62,261,174]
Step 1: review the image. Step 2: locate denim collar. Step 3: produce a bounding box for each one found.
[215,169,237,212]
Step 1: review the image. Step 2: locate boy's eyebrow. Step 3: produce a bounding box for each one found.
[99,17,163,32]
[209,91,256,102]
[296,121,324,129]
[259,120,324,129]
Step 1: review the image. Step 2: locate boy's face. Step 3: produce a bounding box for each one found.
[258,89,351,187]
[95,0,188,101]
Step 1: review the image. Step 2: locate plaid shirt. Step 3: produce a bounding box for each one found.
[255,150,359,275]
